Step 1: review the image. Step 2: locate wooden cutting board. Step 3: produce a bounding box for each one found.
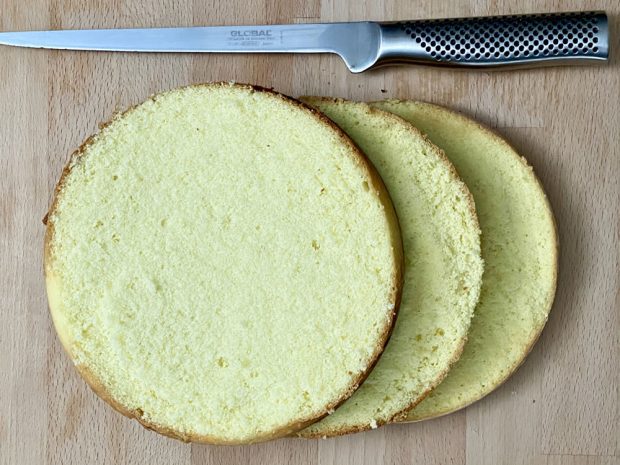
[1,0,618,464]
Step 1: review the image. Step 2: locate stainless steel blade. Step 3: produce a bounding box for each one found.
[0,13,608,73]
[0,23,382,72]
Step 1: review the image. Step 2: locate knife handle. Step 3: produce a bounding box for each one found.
[376,11,608,69]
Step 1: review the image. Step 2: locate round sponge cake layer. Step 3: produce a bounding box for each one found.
[372,100,558,421]
[297,98,483,437]
[44,83,404,444]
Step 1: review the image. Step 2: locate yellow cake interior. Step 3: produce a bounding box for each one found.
[372,100,558,421]
[298,97,483,436]
[45,84,403,443]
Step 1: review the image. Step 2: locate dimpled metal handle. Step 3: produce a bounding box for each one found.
[376,11,609,68]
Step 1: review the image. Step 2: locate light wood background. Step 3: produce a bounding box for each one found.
[1,0,618,464]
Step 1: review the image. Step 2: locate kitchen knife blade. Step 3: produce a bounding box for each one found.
[0,12,608,73]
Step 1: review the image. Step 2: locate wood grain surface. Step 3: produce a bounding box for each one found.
[1,0,618,464]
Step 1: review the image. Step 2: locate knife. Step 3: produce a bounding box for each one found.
[0,11,608,73]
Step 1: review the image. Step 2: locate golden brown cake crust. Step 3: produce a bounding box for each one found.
[43,82,404,444]
[294,97,480,438]
[374,100,559,423]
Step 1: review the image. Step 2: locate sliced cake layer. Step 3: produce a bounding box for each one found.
[372,100,558,421]
[298,97,484,437]
[44,83,404,444]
